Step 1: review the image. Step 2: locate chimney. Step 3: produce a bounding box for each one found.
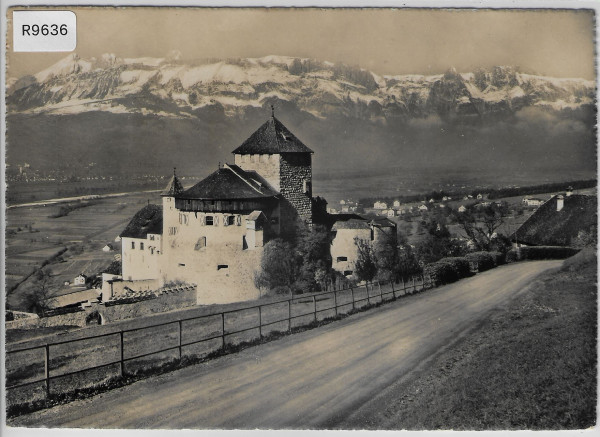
[566,186,573,197]
[556,195,564,212]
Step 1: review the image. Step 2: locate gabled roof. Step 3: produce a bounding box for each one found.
[232,116,313,155]
[177,164,279,200]
[370,217,397,228]
[120,204,163,238]
[162,171,184,196]
[513,194,597,246]
[332,218,370,230]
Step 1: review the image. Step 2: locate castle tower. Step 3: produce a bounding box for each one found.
[232,108,313,229]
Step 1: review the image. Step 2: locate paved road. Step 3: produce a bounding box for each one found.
[9,260,561,429]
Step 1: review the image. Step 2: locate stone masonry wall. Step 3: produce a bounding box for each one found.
[279,153,312,232]
[6,286,197,330]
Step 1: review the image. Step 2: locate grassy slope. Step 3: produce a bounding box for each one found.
[351,249,597,430]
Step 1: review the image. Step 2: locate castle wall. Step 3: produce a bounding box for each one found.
[121,235,161,281]
[330,228,371,276]
[234,153,281,191]
[161,209,262,304]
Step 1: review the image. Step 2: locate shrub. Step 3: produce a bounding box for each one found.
[506,246,580,262]
[465,252,496,272]
[424,256,472,286]
[489,251,505,266]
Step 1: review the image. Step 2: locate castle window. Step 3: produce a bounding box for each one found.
[344,271,353,276]
[179,213,188,225]
[227,215,235,226]
[169,227,178,236]
[194,237,206,250]
[178,263,185,267]
[150,248,154,254]
[206,216,214,226]
[131,242,135,249]
[140,242,144,250]
[217,265,229,270]
[149,235,155,241]
[337,256,348,262]
[303,179,311,194]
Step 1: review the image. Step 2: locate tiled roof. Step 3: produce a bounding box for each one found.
[120,204,163,238]
[232,116,313,155]
[162,173,184,196]
[177,164,279,200]
[513,194,597,246]
[332,217,370,230]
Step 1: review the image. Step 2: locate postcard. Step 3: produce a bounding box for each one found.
[3,3,598,432]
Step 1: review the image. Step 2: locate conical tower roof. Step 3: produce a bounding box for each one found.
[232,109,313,155]
[162,168,184,196]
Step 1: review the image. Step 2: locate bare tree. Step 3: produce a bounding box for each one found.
[23,268,57,315]
[456,204,508,251]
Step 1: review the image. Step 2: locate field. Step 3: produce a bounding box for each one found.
[5,190,163,310]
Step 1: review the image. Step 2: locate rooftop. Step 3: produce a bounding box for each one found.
[120,204,163,238]
[177,164,279,200]
[513,194,597,246]
[162,169,184,196]
[232,115,313,155]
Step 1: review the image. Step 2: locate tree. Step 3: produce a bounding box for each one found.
[373,231,399,282]
[23,269,56,315]
[397,245,422,282]
[293,222,332,292]
[354,237,377,282]
[456,204,509,252]
[254,239,300,294]
[415,221,466,264]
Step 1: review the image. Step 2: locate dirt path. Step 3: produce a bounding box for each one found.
[8,260,561,429]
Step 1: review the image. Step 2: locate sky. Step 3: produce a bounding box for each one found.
[6,7,596,79]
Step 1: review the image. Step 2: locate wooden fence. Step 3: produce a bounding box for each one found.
[6,276,431,406]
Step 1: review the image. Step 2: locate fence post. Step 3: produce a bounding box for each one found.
[44,344,50,398]
[332,291,337,316]
[378,282,382,301]
[402,278,406,295]
[222,313,226,350]
[351,287,355,310]
[391,280,396,299]
[313,295,317,322]
[258,306,262,339]
[119,331,124,378]
[178,320,182,361]
[412,277,416,293]
[288,299,292,332]
[366,283,371,305]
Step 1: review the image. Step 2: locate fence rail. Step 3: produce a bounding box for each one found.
[6,276,432,403]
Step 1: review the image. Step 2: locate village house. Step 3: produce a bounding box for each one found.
[512,192,596,247]
[458,205,467,213]
[522,197,544,207]
[392,200,401,209]
[330,216,397,278]
[374,201,387,210]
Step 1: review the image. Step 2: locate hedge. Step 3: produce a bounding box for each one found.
[424,256,472,286]
[506,246,580,262]
[465,252,496,272]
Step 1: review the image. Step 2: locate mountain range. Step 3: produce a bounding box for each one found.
[6,53,597,183]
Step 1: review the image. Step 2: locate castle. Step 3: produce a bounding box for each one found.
[119,110,316,303]
[117,109,396,305]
